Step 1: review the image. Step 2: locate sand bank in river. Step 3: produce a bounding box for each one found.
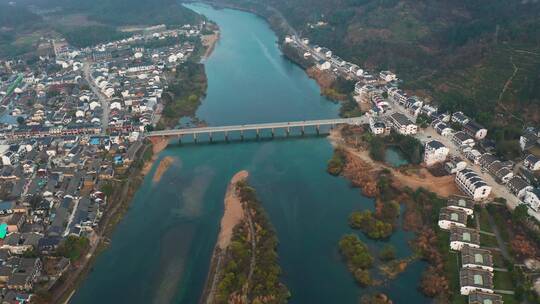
[152,156,177,183]
[217,170,248,249]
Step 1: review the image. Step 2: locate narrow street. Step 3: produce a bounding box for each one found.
[82,61,109,134]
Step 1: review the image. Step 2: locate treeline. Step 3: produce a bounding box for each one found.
[0,4,42,29]
[160,60,208,128]
[364,132,423,165]
[59,26,129,48]
[23,0,201,26]
[215,181,290,303]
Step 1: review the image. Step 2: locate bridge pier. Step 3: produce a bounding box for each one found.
[301,125,305,136]
[286,126,290,137]
[209,132,213,142]
[316,125,320,135]
[240,130,244,141]
[178,135,182,144]
[224,131,229,142]
[271,128,274,138]
[256,128,260,139]
[193,133,198,143]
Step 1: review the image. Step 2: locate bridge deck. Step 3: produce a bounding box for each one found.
[146,117,366,137]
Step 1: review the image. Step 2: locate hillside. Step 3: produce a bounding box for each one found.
[0,0,202,57]
[224,0,540,129]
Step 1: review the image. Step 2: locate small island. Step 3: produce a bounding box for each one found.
[202,171,290,304]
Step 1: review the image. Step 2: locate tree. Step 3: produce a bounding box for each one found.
[16,116,24,125]
[512,204,529,223]
[379,245,396,261]
[57,236,90,261]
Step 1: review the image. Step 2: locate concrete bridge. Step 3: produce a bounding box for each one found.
[146,117,366,142]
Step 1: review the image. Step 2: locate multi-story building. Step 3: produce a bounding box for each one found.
[424,140,449,166]
[389,113,417,135]
[450,226,480,251]
[438,207,468,230]
[461,246,494,272]
[459,268,494,295]
[455,169,492,201]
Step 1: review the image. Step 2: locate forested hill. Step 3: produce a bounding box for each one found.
[54,0,201,26]
[226,0,540,128]
[10,0,201,26]
[0,3,42,29]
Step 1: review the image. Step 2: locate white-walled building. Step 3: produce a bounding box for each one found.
[424,140,449,166]
[461,246,494,272]
[463,121,488,140]
[455,169,492,201]
[524,154,540,171]
[450,226,480,251]
[447,197,474,216]
[506,176,532,199]
[523,189,540,212]
[438,207,468,230]
[389,113,417,135]
[452,131,475,147]
[459,269,494,295]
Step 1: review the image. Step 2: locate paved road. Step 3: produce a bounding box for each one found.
[83,61,109,134]
[147,117,367,137]
[386,102,540,221]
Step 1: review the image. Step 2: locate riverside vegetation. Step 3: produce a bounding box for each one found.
[213,181,289,303]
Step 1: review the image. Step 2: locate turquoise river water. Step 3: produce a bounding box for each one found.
[70,4,429,304]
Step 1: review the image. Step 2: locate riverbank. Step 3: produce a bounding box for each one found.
[200,173,289,304]
[53,24,217,304]
[201,170,248,303]
[328,125,461,301]
[201,30,220,60]
[49,140,154,304]
[328,127,460,198]
[191,1,354,107]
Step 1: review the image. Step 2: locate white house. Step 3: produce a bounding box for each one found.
[447,197,474,216]
[523,154,540,171]
[463,121,488,140]
[506,176,532,199]
[461,246,494,272]
[424,140,449,166]
[389,113,417,135]
[452,112,470,125]
[459,268,494,295]
[452,131,475,147]
[450,226,480,251]
[379,70,397,82]
[438,207,467,230]
[523,189,540,212]
[317,61,331,71]
[369,117,388,135]
[468,292,503,304]
[432,120,453,136]
[455,169,491,201]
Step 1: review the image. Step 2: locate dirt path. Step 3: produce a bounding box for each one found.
[243,207,257,301]
[329,130,460,197]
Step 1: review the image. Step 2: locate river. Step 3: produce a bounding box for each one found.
[70,3,429,304]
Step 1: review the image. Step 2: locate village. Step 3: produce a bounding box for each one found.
[285,35,540,303]
[0,22,206,302]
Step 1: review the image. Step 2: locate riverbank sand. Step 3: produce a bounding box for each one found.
[218,170,248,249]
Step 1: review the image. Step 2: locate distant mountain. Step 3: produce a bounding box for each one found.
[0,3,42,29]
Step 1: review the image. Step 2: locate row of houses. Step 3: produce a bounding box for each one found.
[438,197,504,303]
